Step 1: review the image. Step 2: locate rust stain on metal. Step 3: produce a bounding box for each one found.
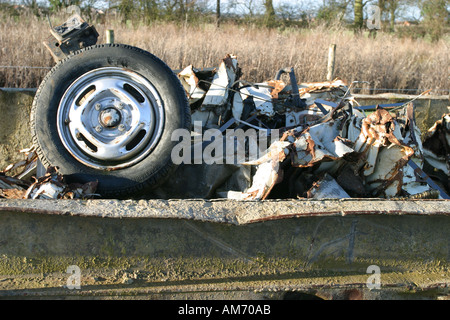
[298,79,348,94]
[267,80,287,99]
[223,54,237,73]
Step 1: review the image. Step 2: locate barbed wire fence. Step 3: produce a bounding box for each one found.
[0,65,52,89]
[1,65,449,96]
[0,66,52,70]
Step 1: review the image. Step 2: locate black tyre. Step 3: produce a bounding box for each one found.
[31,44,190,198]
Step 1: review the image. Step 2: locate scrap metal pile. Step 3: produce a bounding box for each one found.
[173,54,449,200]
[1,54,449,200]
[0,147,98,200]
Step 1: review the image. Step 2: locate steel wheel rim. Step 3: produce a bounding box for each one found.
[57,67,165,170]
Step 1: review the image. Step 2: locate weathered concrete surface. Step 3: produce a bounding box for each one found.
[0,198,448,224]
[0,89,35,170]
[0,199,448,299]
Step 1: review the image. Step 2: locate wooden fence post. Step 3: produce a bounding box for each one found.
[106,30,114,44]
[327,44,336,81]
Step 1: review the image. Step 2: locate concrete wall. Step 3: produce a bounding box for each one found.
[0,200,448,299]
[0,89,36,170]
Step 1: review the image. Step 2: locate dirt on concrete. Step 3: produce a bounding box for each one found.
[0,89,35,170]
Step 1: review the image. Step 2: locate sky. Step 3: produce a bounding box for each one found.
[218,0,422,21]
[13,0,424,21]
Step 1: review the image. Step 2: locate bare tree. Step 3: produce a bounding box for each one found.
[316,0,352,25]
[139,0,159,24]
[376,0,410,32]
[387,0,399,31]
[354,0,364,29]
[263,0,276,26]
[420,0,449,41]
[224,0,261,17]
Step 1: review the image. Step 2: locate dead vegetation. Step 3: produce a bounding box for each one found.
[0,12,449,93]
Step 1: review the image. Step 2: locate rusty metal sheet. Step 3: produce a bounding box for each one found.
[1,146,38,178]
[217,97,447,200]
[44,14,98,63]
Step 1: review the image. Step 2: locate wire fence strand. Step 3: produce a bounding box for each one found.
[0,65,449,95]
[0,66,52,70]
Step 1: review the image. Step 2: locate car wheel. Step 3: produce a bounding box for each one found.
[30,44,190,198]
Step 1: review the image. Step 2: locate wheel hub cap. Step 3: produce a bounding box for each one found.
[57,67,165,170]
[100,107,121,128]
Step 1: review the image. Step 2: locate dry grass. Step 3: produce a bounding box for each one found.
[1,12,449,94]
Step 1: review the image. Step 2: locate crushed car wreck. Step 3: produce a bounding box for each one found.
[2,53,448,201]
